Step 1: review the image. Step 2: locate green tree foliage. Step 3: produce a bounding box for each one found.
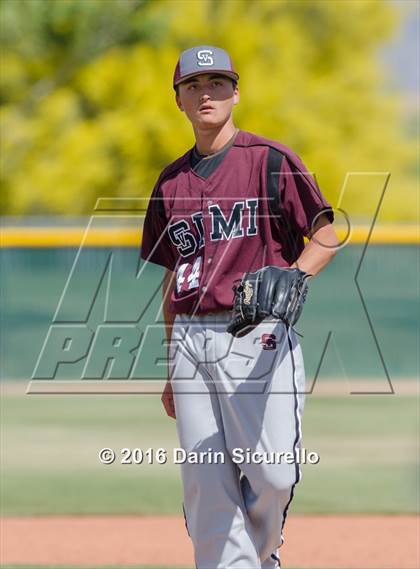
[0,0,417,220]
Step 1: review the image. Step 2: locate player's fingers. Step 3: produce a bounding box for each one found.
[168,392,176,419]
[167,403,176,419]
[161,392,176,419]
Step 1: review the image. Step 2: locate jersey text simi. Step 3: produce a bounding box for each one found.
[168,199,259,257]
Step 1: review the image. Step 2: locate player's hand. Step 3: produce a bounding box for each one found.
[161,379,176,419]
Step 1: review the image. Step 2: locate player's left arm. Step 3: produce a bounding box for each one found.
[161,268,177,420]
[290,213,339,277]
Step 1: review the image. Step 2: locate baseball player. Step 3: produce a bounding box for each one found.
[141,45,338,568]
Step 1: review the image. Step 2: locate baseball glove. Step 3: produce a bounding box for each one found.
[226,266,310,338]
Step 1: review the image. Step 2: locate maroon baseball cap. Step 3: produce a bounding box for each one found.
[173,45,239,89]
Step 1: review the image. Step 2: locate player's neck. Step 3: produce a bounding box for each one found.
[193,120,238,156]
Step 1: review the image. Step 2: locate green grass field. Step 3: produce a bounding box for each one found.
[1,385,418,516]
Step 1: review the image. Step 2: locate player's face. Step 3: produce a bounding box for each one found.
[176,74,239,128]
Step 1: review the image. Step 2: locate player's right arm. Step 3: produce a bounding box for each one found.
[161,268,176,419]
[140,179,177,418]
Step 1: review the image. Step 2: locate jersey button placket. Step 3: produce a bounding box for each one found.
[199,192,214,311]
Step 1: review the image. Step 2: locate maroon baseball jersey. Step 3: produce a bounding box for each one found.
[141,129,334,315]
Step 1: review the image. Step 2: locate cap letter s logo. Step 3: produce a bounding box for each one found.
[197,49,214,66]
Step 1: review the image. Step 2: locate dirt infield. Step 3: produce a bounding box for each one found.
[2,515,419,568]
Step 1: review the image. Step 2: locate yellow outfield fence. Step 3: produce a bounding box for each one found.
[0,226,142,248]
[0,224,419,248]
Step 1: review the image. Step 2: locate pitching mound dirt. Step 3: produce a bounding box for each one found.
[2,515,419,568]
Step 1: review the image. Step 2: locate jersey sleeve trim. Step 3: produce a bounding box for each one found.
[234,130,334,235]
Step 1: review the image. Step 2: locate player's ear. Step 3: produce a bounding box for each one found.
[175,94,184,112]
[233,85,240,106]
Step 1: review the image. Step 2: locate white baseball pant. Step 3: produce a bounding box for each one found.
[169,311,305,569]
